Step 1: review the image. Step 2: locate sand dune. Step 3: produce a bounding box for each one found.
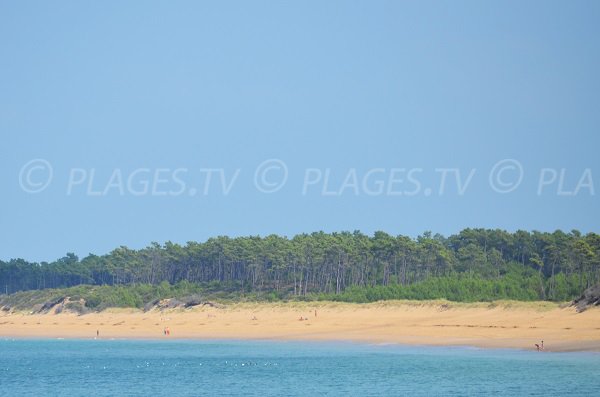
[1,301,599,352]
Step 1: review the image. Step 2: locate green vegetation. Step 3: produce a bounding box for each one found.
[1,229,598,308]
[0,281,205,311]
[0,280,309,312]
[317,271,582,303]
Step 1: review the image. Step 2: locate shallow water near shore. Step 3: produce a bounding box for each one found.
[1,339,599,396]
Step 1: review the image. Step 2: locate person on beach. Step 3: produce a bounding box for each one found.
[534,340,545,352]
[96,329,99,338]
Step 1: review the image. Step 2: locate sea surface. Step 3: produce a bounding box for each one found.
[0,339,599,396]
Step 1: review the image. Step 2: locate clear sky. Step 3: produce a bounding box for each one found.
[1,1,599,262]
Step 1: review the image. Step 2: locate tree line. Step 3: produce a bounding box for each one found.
[1,229,599,301]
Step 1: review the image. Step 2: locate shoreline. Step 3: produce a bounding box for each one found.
[2,335,599,354]
[1,301,599,352]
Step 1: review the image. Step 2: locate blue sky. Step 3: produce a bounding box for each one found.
[1,1,599,262]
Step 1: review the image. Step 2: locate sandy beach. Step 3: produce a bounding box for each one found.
[1,301,599,352]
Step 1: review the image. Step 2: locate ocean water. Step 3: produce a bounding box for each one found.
[0,339,599,396]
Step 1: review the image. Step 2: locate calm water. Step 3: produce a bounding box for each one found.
[1,339,599,396]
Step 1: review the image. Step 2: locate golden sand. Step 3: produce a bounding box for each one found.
[1,301,599,352]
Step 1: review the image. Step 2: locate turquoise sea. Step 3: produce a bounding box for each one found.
[1,339,599,396]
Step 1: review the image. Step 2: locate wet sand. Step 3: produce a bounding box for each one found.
[1,301,599,352]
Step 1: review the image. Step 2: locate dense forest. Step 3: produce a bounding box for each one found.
[1,229,599,303]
